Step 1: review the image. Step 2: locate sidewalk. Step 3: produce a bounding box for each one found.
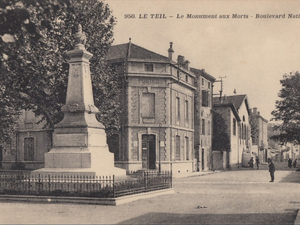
[172,170,221,179]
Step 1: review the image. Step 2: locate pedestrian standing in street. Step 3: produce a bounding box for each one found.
[256,156,260,169]
[268,158,275,182]
[288,158,292,168]
[293,159,297,168]
[249,157,254,169]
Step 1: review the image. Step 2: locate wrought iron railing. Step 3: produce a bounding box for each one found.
[0,171,172,198]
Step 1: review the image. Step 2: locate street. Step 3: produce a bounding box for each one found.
[1,162,300,224]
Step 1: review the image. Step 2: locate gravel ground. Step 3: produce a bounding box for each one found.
[0,162,300,225]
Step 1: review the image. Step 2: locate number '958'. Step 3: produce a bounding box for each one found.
[124,14,136,19]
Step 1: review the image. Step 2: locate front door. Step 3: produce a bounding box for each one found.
[142,134,156,170]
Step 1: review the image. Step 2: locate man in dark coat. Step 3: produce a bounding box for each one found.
[293,159,297,168]
[256,156,260,169]
[268,158,275,182]
[288,158,292,168]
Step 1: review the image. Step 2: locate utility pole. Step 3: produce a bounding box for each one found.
[218,76,226,99]
[213,76,226,102]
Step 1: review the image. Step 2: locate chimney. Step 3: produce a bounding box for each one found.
[177,55,185,66]
[253,107,257,114]
[183,60,190,70]
[168,42,174,60]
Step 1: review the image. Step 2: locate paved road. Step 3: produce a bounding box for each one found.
[1,163,300,224]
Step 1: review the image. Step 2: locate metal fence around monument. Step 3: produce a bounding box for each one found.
[0,171,172,198]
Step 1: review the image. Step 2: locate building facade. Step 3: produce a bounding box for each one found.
[107,41,197,173]
[250,107,268,162]
[212,102,240,169]
[191,68,215,171]
[1,110,52,170]
[213,95,252,168]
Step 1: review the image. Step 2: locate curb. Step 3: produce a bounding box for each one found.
[173,171,221,179]
[0,188,175,206]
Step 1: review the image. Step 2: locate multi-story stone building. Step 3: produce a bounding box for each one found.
[106,41,197,173]
[250,107,268,162]
[191,68,215,171]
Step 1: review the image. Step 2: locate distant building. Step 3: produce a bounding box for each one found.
[1,110,52,170]
[213,95,252,168]
[267,123,300,162]
[250,107,268,162]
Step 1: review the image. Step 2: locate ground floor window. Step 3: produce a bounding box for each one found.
[175,135,181,160]
[185,136,189,160]
[24,137,34,161]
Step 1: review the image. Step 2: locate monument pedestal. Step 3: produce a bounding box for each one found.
[32,130,126,177]
[32,26,126,178]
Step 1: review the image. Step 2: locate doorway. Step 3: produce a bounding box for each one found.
[142,134,156,170]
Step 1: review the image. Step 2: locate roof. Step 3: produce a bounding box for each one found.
[106,42,171,62]
[214,103,241,122]
[213,94,250,114]
[190,68,216,82]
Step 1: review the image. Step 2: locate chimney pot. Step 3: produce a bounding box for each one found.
[183,60,190,70]
[177,55,185,66]
[253,107,258,114]
[168,42,174,59]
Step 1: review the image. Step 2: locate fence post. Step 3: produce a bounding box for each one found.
[170,170,172,188]
[48,175,51,194]
[38,174,41,194]
[113,175,115,198]
[144,171,148,192]
[28,175,31,194]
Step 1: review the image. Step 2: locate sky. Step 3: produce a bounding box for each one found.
[105,0,300,121]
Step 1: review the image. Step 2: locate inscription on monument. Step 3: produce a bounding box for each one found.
[54,134,87,147]
[71,63,80,78]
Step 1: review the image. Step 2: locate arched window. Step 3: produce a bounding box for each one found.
[24,137,34,161]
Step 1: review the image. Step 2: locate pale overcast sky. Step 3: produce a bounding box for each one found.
[105,0,300,121]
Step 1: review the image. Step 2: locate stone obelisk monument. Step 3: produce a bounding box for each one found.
[32,24,126,177]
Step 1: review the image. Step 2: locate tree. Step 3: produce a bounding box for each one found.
[271,71,300,144]
[0,0,121,143]
[212,109,230,152]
